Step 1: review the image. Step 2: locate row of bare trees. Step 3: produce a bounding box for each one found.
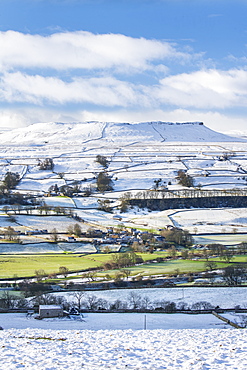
[0,290,224,313]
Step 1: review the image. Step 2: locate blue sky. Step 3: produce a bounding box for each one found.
[0,0,247,132]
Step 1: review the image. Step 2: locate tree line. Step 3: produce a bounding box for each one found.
[1,289,246,315]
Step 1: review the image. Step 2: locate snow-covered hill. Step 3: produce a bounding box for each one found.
[0,121,243,145]
[0,120,247,236]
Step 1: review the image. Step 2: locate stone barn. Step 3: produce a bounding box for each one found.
[39,305,63,319]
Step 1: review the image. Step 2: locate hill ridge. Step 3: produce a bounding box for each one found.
[0,120,244,145]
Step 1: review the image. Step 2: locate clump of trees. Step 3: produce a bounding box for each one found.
[97,198,112,212]
[38,158,54,170]
[31,292,66,308]
[118,193,131,212]
[48,184,59,194]
[59,183,81,196]
[3,226,21,243]
[161,227,193,247]
[176,170,194,187]
[35,269,47,282]
[205,243,226,256]
[67,223,82,237]
[59,266,69,278]
[202,243,237,261]
[222,264,247,286]
[2,172,20,190]
[220,152,235,161]
[96,172,113,192]
[103,252,143,270]
[96,155,109,168]
[0,291,28,310]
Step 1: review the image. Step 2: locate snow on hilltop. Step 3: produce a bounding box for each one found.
[0,121,243,145]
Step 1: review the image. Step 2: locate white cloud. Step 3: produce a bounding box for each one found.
[0,72,151,107]
[0,30,247,134]
[0,30,191,73]
[2,68,247,111]
[0,110,28,129]
[155,69,247,109]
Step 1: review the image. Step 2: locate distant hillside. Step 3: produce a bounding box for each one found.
[0,121,244,146]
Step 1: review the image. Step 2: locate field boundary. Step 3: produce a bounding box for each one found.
[212,311,244,329]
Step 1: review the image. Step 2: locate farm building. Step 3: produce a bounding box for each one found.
[67,236,76,242]
[39,305,63,319]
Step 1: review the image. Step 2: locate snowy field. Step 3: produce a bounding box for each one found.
[0,242,97,254]
[194,233,247,246]
[15,215,88,233]
[1,121,247,238]
[1,287,246,369]
[169,208,247,234]
[56,287,247,310]
[0,312,228,331]
[3,204,247,235]
[125,207,247,235]
[123,211,247,246]
[0,315,246,369]
[1,121,247,196]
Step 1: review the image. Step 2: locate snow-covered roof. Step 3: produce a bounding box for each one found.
[39,305,62,310]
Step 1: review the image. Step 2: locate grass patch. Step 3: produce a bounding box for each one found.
[16,336,66,341]
[136,252,169,261]
[0,252,172,279]
[212,255,247,263]
[96,259,228,279]
[0,251,238,280]
[0,253,112,279]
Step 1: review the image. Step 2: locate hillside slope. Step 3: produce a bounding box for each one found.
[0,121,243,145]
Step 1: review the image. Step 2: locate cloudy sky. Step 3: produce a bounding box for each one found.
[0,0,247,133]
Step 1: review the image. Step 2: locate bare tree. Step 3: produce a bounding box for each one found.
[222,264,247,286]
[51,228,58,242]
[84,294,99,310]
[0,291,18,309]
[141,296,152,310]
[84,271,97,282]
[35,269,46,282]
[59,266,69,278]
[32,293,66,307]
[110,299,128,310]
[204,261,217,271]
[70,291,85,312]
[128,292,142,309]
[191,301,213,310]
[121,269,131,280]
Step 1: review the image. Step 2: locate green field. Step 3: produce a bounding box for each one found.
[96,259,228,279]
[0,254,106,279]
[0,251,241,280]
[213,255,247,263]
[0,252,171,279]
